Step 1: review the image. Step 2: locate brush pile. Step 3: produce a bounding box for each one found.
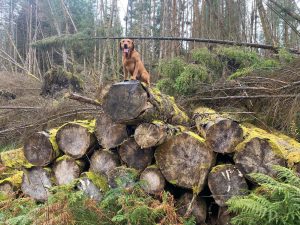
[1,80,300,225]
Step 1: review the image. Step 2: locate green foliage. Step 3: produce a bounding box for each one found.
[156,78,177,95]
[175,64,208,94]
[158,57,186,80]
[227,165,300,225]
[278,48,295,64]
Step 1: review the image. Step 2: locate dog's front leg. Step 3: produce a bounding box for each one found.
[132,63,139,80]
[123,66,129,81]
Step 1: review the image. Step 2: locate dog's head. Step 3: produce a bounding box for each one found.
[119,39,134,54]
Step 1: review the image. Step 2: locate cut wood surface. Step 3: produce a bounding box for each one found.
[103,80,189,125]
[53,156,85,185]
[155,131,215,190]
[21,167,52,202]
[134,121,183,148]
[208,164,248,206]
[140,166,165,194]
[24,131,59,166]
[194,107,243,153]
[89,149,120,176]
[119,138,154,171]
[95,113,128,149]
[56,123,96,159]
[176,193,207,224]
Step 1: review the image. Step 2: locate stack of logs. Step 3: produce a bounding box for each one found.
[1,80,300,225]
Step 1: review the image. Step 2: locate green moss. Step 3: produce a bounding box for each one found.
[184,131,205,143]
[49,128,60,154]
[169,180,177,185]
[84,172,109,192]
[0,171,23,188]
[68,119,96,133]
[210,164,232,173]
[0,148,33,169]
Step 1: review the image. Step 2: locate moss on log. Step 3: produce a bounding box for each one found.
[134,121,184,148]
[95,113,128,149]
[102,80,189,125]
[0,148,32,169]
[107,166,139,188]
[0,171,23,196]
[155,131,215,191]
[208,164,248,206]
[119,138,154,171]
[193,107,243,153]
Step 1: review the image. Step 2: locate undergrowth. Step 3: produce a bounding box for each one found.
[227,165,300,225]
[0,181,195,225]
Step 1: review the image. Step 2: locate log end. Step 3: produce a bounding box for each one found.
[140,166,166,194]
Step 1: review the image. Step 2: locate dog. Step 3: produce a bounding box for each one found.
[119,39,150,86]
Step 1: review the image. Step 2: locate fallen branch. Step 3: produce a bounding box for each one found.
[0,106,42,110]
[67,92,102,106]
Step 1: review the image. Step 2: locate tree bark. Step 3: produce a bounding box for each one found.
[107,166,138,188]
[134,121,183,148]
[102,80,190,125]
[21,167,52,202]
[155,131,215,190]
[56,123,96,159]
[95,113,128,149]
[89,149,120,176]
[24,131,60,166]
[208,164,248,206]
[140,166,166,194]
[193,107,243,153]
[119,138,154,171]
[176,193,207,224]
[53,156,85,185]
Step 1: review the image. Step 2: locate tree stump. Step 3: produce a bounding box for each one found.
[21,167,52,202]
[95,113,128,149]
[24,131,60,166]
[102,80,189,125]
[107,166,138,188]
[176,193,207,224]
[53,155,85,185]
[56,123,96,159]
[193,107,243,154]
[89,149,120,176]
[234,137,286,178]
[208,164,248,206]
[140,166,166,194]
[155,131,215,190]
[119,138,154,171]
[134,121,183,148]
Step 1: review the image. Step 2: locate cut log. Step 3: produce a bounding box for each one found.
[107,166,138,188]
[208,164,248,206]
[176,193,207,224]
[234,137,286,178]
[56,122,96,159]
[102,80,189,125]
[21,167,52,202]
[0,171,23,196]
[119,138,154,171]
[0,148,32,169]
[53,155,85,185]
[89,149,120,176]
[24,130,60,166]
[155,131,215,191]
[95,113,128,149]
[134,121,183,148]
[140,166,166,194]
[77,172,109,202]
[193,107,243,154]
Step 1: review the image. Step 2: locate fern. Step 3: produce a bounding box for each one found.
[227,165,300,225]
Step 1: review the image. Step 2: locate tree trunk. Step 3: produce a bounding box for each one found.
[24,131,60,166]
[56,123,96,159]
[119,138,154,171]
[208,164,248,206]
[95,113,128,149]
[102,80,189,125]
[234,137,286,178]
[176,193,207,224]
[53,156,85,185]
[155,131,215,190]
[89,149,120,176]
[21,167,52,202]
[134,121,183,148]
[140,166,166,194]
[193,107,243,154]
